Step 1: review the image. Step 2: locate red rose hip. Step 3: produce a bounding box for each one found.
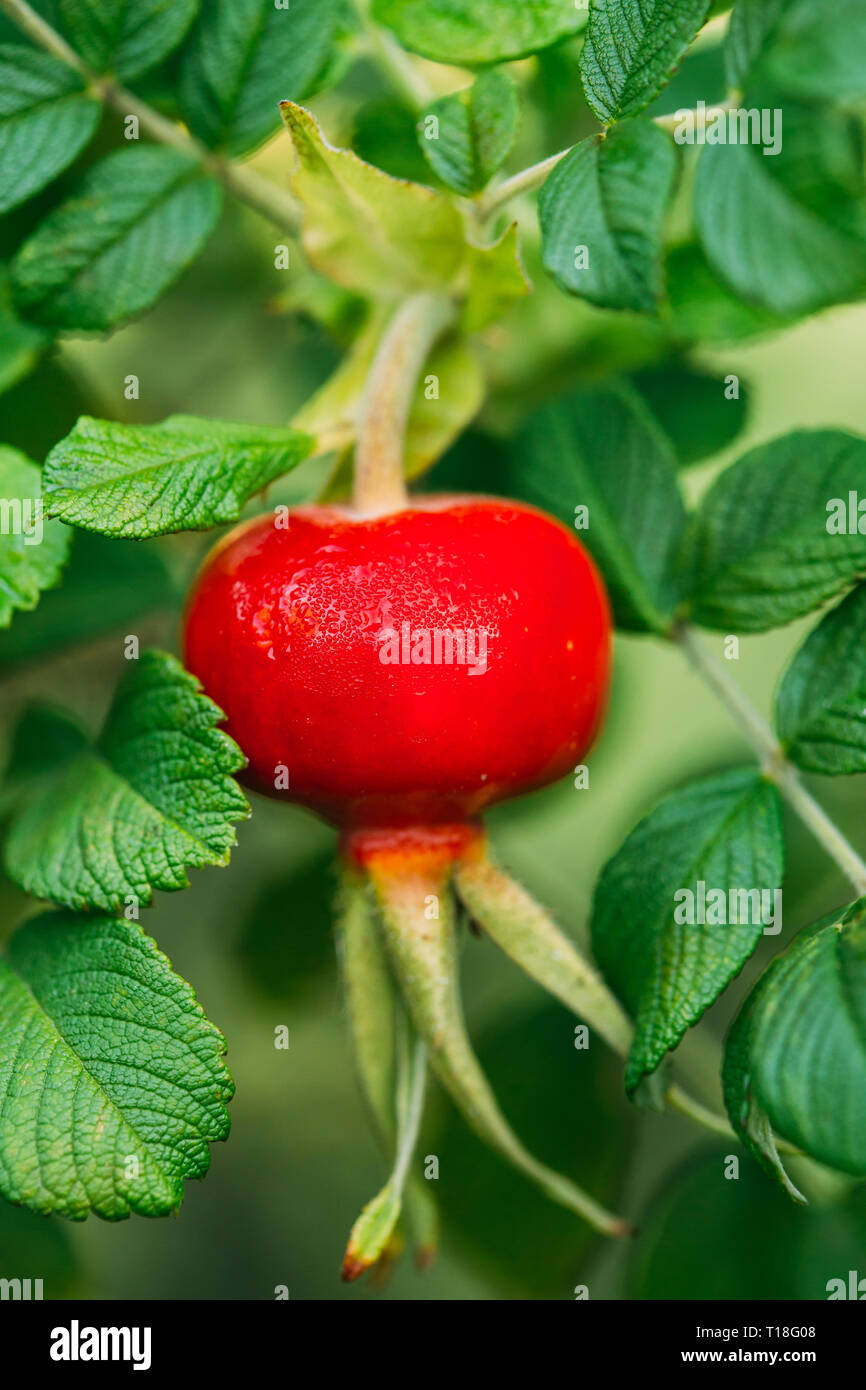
[183,495,611,833]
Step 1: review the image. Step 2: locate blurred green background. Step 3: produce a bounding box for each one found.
[2,65,866,1300]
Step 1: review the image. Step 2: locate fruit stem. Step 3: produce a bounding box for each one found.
[341,1023,428,1282]
[453,838,790,1147]
[366,854,632,1237]
[336,868,441,1271]
[675,624,866,896]
[454,844,633,1055]
[353,292,456,517]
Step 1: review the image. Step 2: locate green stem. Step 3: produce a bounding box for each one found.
[336,869,440,1270]
[367,857,631,1237]
[353,291,456,516]
[0,0,301,233]
[392,1025,428,1195]
[335,868,397,1142]
[676,625,866,897]
[477,95,742,222]
[477,149,572,221]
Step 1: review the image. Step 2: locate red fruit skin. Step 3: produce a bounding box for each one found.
[183,496,611,832]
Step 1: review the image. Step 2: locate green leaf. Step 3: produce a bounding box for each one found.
[776,586,866,774]
[179,0,343,158]
[462,224,529,333]
[43,414,313,538]
[580,0,711,124]
[694,107,866,317]
[722,933,807,1203]
[0,703,87,817]
[630,364,748,466]
[418,69,518,196]
[724,902,866,1175]
[0,531,175,673]
[509,383,687,633]
[4,649,249,912]
[11,146,223,333]
[58,0,198,80]
[0,45,100,215]
[644,37,726,116]
[280,101,465,300]
[464,227,525,336]
[724,0,788,91]
[0,445,70,629]
[539,120,677,312]
[0,911,233,1219]
[591,767,785,1096]
[726,0,866,102]
[685,429,866,632]
[372,0,585,65]
[665,243,789,344]
[404,338,484,478]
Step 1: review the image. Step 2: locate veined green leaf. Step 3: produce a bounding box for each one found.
[630,363,748,466]
[58,0,198,81]
[665,243,789,344]
[43,414,313,538]
[280,101,465,299]
[726,0,866,102]
[580,0,711,124]
[4,649,249,912]
[179,0,343,158]
[462,224,529,332]
[418,70,519,196]
[591,768,785,1096]
[0,445,70,629]
[509,383,687,633]
[372,0,585,65]
[539,120,677,312]
[694,107,866,317]
[685,430,866,632]
[0,911,233,1219]
[0,45,100,215]
[724,902,866,1176]
[11,146,223,332]
[776,585,866,774]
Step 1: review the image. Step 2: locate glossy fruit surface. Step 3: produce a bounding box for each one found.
[183,495,611,831]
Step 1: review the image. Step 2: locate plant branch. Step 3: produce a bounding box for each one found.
[476,149,572,220]
[477,96,741,222]
[676,624,866,896]
[353,291,456,516]
[0,0,301,233]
